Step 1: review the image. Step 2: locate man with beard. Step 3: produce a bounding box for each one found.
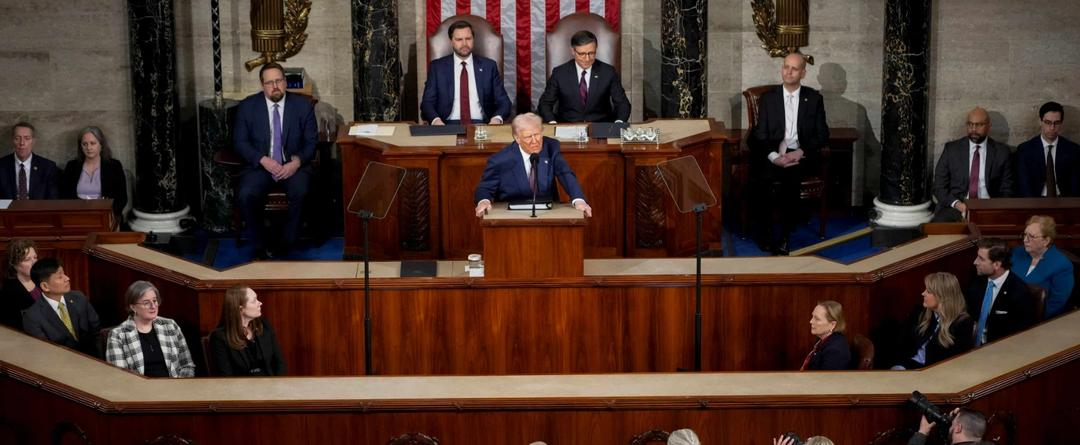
[420,20,512,125]
[1016,101,1080,197]
[931,107,1014,222]
[233,62,318,259]
[0,122,59,200]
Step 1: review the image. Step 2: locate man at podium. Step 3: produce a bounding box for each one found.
[473,113,593,217]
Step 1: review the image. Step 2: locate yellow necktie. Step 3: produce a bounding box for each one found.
[57,302,78,340]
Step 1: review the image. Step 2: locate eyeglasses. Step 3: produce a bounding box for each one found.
[137,299,161,308]
[573,50,597,58]
[966,121,988,128]
[1021,232,1045,241]
[1042,119,1063,127]
[262,78,285,87]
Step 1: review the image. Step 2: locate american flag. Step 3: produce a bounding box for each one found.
[426,0,621,112]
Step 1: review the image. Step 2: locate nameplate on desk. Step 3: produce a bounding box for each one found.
[400,260,437,277]
[508,200,553,211]
[409,125,465,137]
[590,122,629,138]
[349,124,395,136]
[0,199,10,210]
[554,126,588,141]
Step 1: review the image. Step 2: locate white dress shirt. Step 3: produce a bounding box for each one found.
[767,87,801,162]
[13,153,34,194]
[450,54,484,122]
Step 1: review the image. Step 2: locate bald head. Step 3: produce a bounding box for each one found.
[781,53,808,90]
[966,107,991,144]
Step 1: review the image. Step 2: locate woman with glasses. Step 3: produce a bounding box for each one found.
[105,281,195,377]
[891,272,974,370]
[208,285,286,376]
[1012,215,1075,318]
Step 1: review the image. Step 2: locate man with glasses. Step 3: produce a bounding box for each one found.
[538,30,630,123]
[931,107,1014,222]
[1016,101,1079,197]
[233,62,318,259]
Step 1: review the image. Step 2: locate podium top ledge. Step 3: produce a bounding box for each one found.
[480,203,586,226]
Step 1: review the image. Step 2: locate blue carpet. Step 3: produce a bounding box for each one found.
[724,215,883,262]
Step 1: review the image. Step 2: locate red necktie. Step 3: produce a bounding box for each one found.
[579,70,588,107]
[459,61,471,124]
[17,163,28,200]
[1046,145,1057,197]
[968,145,981,199]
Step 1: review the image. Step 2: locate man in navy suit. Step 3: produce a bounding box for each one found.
[420,21,511,125]
[21,258,101,356]
[748,53,829,255]
[965,238,1035,346]
[0,122,60,200]
[537,30,631,123]
[1016,101,1080,197]
[931,107,1014,222]
[474,113,592,217]
[233,62,318,258]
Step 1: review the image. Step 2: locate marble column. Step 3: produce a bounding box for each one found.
[873,0,933,227]
[351,0,402,121]
[660,0,707,118]
[197,100,237,233]
[127,0,190,233]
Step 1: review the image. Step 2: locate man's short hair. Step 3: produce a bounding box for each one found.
[12,121,35,137]
[953,408,987,440]
[448,20,473,39]
[30,257,61,288]
[511,112,543,135]
[570,30,597,48]
[1039,101,1064,120]
[977,237,1011,270]
[259,62,285,83]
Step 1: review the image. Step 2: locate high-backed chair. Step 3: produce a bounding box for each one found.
[428,14,503,75]
[627,429,669,445]
[546,12,620,78]
[1027,284,1047,321]
[387,432,440,445]
[741,85,830,239]
[850,333,875,370]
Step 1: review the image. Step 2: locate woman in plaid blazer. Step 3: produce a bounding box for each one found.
[105,281,195,378]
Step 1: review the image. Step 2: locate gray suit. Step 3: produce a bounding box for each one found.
[932,137,1013,222]
[22,291,101,356]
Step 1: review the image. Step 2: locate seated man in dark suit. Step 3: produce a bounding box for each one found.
[965,238,1035,347]
[931,107,1014,222]
[0,121,60,200]
[537,30,631,123]
[420,20,511,125]
[233,62,318,258]
[21,258,101,356]
[473,113,593,217]
[1016,101,1080,197]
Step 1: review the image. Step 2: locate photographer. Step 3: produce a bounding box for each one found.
[910,407,987,445]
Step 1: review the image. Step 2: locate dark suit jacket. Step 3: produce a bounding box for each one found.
[21,291,101,356]
[474,137,585,204]
[804,332,850,371]
[896,306,975,369]
[60,158,128,217]
[0,153,60,199]
[965,271,1036,344]
[537,60,631,123]
[420,55,512,123]
[1015,135,1080,197]
[208,319,287,376]
[748,85,829,171]
[0,278,36,331]
[232,92,318,171]
[933,137,1014,211]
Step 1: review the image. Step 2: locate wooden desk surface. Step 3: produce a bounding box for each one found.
[343,120,714,148]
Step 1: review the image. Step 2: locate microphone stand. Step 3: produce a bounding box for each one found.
[692,203,706,372]
[358,209,374,375]
[530,154,539,218]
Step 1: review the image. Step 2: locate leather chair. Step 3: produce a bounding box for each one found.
[741,85,830,239]
[984,410,1017,445]
[428,14,503,74]
[387,432,440,445]
[546,12,620,78]
[200,334,216,376]
[850,333,875,370]
[1027,284,1047,321]
[627,429,669,445]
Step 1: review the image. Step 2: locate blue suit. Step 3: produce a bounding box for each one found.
[0,153,60,199]
[420,55,511,124]
[1015,135,1080,197]
[474,137,585,204]
[1012,245,1075,318]
[232,92,318,250]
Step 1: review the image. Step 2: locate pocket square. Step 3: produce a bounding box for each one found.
[993,310,1008,315]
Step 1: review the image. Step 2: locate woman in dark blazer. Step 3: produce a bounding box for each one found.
[800,300,851,371]
[60,126,127,220]
[1,239,40,330]
[893,272,975,370]
[209,285,286,376]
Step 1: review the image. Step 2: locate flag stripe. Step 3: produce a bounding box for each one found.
[426,0,441,37]
[576,0,589,13]
[530,0,547,109]
[456,0,470,15]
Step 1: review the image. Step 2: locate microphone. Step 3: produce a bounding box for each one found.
[530,153,540,218]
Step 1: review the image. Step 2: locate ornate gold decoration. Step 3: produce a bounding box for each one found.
[751,0,814,65]
[244,0,312,71]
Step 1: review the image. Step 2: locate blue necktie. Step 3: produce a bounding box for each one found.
[272,103,283,164]
[975,281,995,346]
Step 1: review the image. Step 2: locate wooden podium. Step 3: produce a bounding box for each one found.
[480,204,586,279]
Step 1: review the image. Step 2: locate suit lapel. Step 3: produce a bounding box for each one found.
[124,324,144,374]
[538,142,551,194]
[474,60,486,114]
[39,299,72,342]
[510,143,531,196]
[585,65,599,109]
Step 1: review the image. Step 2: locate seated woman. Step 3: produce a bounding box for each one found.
[800,300,851,371]
[1,239,40,330]
[105,281,195,377]
[1012,215,1074,319]
[209,285,286,376]
[60,126,128,221]
[892,272,974,370]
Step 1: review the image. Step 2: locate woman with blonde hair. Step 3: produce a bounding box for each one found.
[800,300,851,370]
[893,272,974,370]
[1011,214,1074,318]
[208,285,286,376]
[105,280,195,377]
